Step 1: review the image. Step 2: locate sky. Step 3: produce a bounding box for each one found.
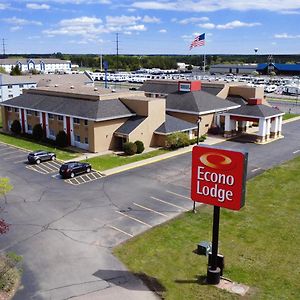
[0,0,300,55]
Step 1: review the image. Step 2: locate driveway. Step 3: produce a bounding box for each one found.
[1,120,300,299]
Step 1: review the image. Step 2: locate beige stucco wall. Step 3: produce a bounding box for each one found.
[89,117,129,152]
[229,86,265,103]
[167,111,214,135]
[216,84,230,99]
[127,98,166,147]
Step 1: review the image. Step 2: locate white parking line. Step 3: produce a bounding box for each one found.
[90,172,97,179]
[4,154,25,160]
[133,202,168,217]
[251,167,261,173]
[14,160,27,164]
[80,175,87,182]
[116,211,152,228]
[107,225,133,237]
[293,149,300,154]
[166,190,190,200]
[150,196,189,212]
[37,164,57,173]
[0,150,20,156]
[26,165,47,174]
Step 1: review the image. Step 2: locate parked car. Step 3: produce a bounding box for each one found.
[59,162,92,178]
[27,150,56,164]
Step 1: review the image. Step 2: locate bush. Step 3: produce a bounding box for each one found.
[134,140,144,154]
[165,132,190,150]
[123,142,137,155]
[55,130,68,148]
[208,125,220,135]
[10,120,22,135]
[32,124,44,141]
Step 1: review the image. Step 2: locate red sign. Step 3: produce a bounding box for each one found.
[191,145,248,210]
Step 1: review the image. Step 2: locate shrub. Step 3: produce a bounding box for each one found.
[208,125,220,135]
[55,130,68,148]
[10,120,21,135]
[123,142,137,155]
[32,124,44,141]
[165,132,190,150]
[134,140,144,154]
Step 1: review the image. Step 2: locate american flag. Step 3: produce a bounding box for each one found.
[189,33,205,50]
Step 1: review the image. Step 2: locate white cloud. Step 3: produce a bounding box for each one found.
[159,29,167,33]
[10,26,22,32]
[178,17,209,24]
[26,3,50,10]
[0,3,10,10]
[280,10,300,15]
[131,0,300,13]
[2,16,42,26]
[216,20,261,29]
[127,24,146,31]
[143,15,160,23]
[274,33,300,39]
[198,23,215,29]
[59,16,102,26]
[106,15,140,26]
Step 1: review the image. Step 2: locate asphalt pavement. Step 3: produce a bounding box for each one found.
[0,120,300,299]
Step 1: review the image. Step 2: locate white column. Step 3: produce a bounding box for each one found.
[70,117,75,146]
[63,116,67,132]
[39,112,43,124]
[224,115,231,132]
[270,117,279,138]
[266,118,271,139]
[189,130,193,139]
[24,109,28,133]
[45,113,49,138]
[215,114,221,127]
[258,118,266,142]
[278,116,283,136]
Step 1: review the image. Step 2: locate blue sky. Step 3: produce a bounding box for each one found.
[1,0,300,55]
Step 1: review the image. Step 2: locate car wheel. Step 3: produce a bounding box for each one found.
[70,172,75,178]
[36,159,41,164]
[86,167,91,173]
[51,156,56,161]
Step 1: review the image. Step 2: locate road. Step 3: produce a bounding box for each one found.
[0,120,300,299]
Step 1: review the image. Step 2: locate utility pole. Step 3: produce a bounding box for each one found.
[116,33,119,72]
[2,38,6,58]
[100,54,103,72]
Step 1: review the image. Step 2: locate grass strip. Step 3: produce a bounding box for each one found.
[0,133,78,161]
[114,156,300,300]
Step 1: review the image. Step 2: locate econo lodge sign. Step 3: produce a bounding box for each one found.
[191,145,248,210]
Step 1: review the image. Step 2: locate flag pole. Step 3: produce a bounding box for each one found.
[203,53,206,73]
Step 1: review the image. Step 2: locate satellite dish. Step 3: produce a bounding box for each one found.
[254,48,258,53]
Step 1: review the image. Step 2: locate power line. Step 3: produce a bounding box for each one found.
[116,33,119,71]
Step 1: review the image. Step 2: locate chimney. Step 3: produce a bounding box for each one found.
[178,80,201,92]
[248,98,262,105]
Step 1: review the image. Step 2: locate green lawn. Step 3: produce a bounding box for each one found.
[283,113,299,121]
[83,149,170,171]
[0,133,79,161]
[114,157,300,300]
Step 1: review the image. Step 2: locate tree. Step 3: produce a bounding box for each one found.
[32,123,44,141]
[10,65,22,76]
[10,120,22,135]
[0,178,13,235]
[0,66,6,74]
[56,130,68,147]
[134,140,145,154]
[165,132,190,150]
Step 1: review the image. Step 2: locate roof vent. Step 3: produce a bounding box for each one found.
[54,84,58,87]
[111,89,116,93]
[70,85,75,89]
[94,87,98,91]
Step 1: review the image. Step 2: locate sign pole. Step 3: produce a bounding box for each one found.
[207,205,221,284]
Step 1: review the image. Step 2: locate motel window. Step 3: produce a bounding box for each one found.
[34,111,39,117]
[14,108,19,113]
[73,118,80,124]
[49,128,55,136]
[75,135,80,142]
[7,85,12,89]
[27,110,33,115]
[7,107,12,112]
[8,94,13,98]
[48,113,54,119]
[58,115,64,121]
[27,124,32,131]
[19,84,24,88]
[84,137,88,144]
[84,119,88,126]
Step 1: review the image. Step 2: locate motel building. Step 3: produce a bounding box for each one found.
[0,86,201,152]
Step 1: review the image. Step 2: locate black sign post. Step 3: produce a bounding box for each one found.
[103,61,109,89]
[206,205,221,284]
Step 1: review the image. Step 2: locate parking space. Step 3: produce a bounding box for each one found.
[63,171,105,185]
[108,188,193,238]
[26,160,61,174]
[0,142,29,164]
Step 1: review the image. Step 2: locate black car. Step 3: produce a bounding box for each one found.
[59,162,92,178]
[27,150,56,164]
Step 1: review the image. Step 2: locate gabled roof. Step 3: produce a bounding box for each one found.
[227,104,284,118]
[155,114,197,135]
[1,93,135,121]
[115,116,146,135]
[166,90,240,115]
[0,58,71,65]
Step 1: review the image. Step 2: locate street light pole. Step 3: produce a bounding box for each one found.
[193,116,202,213]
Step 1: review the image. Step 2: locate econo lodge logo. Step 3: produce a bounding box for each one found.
[191,146,247,211]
